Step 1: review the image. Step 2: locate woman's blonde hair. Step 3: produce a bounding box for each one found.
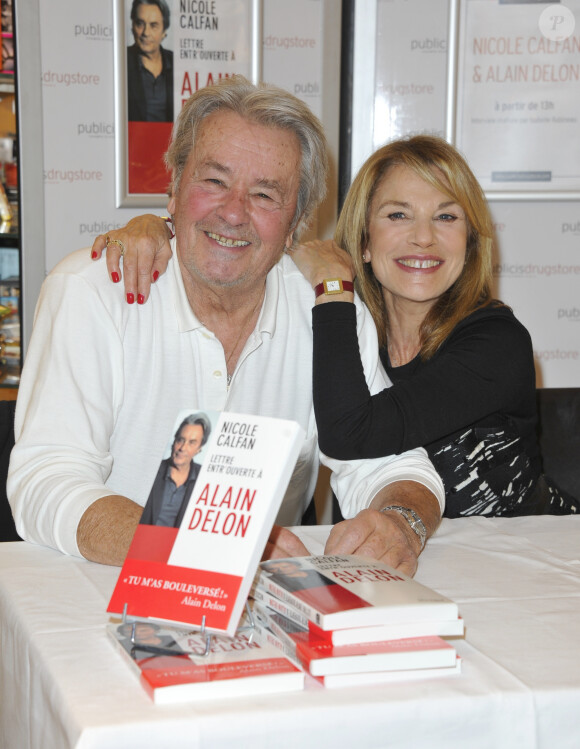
[336,135,496,357]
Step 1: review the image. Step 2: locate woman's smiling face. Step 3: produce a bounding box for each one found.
[365,164,468,315]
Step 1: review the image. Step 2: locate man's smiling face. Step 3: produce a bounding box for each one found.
[168,109,302,295]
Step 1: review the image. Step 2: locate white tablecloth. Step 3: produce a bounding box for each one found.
[1,516,579,749]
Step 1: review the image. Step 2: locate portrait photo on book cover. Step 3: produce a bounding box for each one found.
[116,620,184,655]
[115,0,258,201]
[140,409,217,529]
[260,559,338,593]
[127,0,174,123]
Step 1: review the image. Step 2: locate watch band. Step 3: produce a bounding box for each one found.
[379,505,427,550]
[314,278,354,298]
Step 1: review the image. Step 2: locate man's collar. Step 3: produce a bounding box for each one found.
[170,239,205,333]
[170,237,280,338]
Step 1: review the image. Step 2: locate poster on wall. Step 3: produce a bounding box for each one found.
[452,0,580,199]
[373,0,449,149]
[114,0,261,207]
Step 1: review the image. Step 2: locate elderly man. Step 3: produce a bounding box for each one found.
[8,77,443,574]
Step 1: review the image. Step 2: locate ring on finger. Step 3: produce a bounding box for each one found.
[105,236,126,257]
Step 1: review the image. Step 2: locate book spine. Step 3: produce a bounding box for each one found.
[253,618,303,668]
[257,573,319,622]
[256,609,312,674]
[252,585,309,628]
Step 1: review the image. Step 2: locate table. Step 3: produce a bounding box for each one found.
[1,516,579,749]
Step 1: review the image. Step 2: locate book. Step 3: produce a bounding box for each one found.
[313,656,462,689]
[107,619,305,704]
[252,584,310,628]
[257,555,459,631]
[308,616,464,644]
[252,602,457,677]
[108,409,304,636]
[252,584,464,644]
[298,636,457,677]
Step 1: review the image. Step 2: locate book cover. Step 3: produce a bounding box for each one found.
[253,602,456,677]
[257,555,459,631]
[253,584,464,643]
[107,619,304,704]
[108,409,304,636]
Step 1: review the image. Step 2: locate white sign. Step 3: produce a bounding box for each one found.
[455,0,580,198]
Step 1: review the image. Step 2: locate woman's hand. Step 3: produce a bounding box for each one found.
[288,239,355,303]
[91,215,173,304]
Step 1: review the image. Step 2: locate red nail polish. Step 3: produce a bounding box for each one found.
[137,294,145,305]
[91,250,98,259]
[111,272,120,283]
[152,270,159,282]
[127,293,135,304]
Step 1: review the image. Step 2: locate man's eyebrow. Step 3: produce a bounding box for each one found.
[255,177,283,195]
[199,161,284,194]
[201,160,231,176]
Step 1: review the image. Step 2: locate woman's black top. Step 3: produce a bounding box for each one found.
[313,302,577,517]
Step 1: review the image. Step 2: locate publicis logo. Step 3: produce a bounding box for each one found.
[562,220,580,236]
[263,35,316,51]
[410,38,446,53]
[42,70,101,87]
[44,168,103,185]
[493,262,580,277]
[77,122,114,138]
[73,23,112,41]
[294,81,320,97]
[557,307,580,322]
[79,221,124,236]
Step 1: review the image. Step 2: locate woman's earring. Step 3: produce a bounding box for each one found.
[363,251,370,262]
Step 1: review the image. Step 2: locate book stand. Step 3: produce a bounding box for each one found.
[121,601,256,659]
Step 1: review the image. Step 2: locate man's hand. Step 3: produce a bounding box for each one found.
[262,524,310,560]
[91,214,173,305]
[325,480,442,577]
[77,495,143,566]
[324,508,420,577]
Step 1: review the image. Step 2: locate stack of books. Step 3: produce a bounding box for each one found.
[251,555,463,688]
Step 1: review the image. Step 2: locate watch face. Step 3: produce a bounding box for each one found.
[325,279,341,293]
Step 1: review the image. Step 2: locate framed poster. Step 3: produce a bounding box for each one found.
[448,0,580,200]
[114,0,262,207]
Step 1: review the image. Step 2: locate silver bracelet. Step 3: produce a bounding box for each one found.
[379,505,427,550]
